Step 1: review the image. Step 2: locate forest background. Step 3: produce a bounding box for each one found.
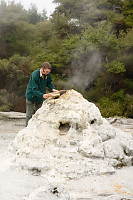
[0,0,132,118]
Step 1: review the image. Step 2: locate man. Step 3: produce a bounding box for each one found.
[25,62,57,126]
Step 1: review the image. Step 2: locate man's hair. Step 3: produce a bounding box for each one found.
[42,62,52,70]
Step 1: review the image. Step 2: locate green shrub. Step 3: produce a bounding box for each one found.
[0,89,14,111]
[111,90,125,102]
[97,97,125,117]
[123,79,133,91]
[97,91,132,118]
[124,94,133,118]
[106,61,126,74]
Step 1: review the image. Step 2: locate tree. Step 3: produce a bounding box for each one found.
[0,0,29,58]
[27,4,42,25]
[0,54,33,111]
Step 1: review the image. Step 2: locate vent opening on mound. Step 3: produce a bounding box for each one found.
[90,119,96,124]
[59,122,71,134]
[51,187,59,196]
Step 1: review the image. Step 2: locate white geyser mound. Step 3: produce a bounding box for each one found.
[9,90,133,178]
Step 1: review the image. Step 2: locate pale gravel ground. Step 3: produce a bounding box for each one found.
[0,112,133,200]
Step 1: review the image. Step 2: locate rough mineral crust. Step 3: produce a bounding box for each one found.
[9,90,133,179]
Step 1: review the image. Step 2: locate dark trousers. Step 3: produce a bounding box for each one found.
[26,99,42,126]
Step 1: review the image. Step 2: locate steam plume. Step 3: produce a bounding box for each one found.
[64,49,102,91]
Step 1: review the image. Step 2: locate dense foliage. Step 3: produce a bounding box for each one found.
[0,0,133,117]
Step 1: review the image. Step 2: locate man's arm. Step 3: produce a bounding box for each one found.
[52,89,58,92]
[47,75,58,92]
[32,74,44,99]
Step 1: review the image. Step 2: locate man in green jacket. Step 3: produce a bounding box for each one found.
[25,62,57,126]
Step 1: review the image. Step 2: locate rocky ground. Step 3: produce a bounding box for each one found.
[0,111,133,200]
[107,117,133,136]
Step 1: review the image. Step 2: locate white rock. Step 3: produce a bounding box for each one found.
[9,89,133,180]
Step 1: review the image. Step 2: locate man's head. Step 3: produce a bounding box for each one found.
[41,62,52,75]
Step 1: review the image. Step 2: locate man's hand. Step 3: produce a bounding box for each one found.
[52,89,58,92]
[43,94,49,99]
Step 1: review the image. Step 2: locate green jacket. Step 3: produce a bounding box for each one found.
[26,68,55,103]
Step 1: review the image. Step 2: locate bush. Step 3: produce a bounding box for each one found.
[106,61,126,74]
[97,91,132,118]
[0,89,14,111]
[124,94,133,118]
[97,97,125,118]
[123,78,133,92]
[111,90,125,102]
